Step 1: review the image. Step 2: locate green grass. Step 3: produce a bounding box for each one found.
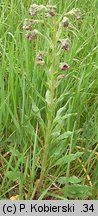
[0,0,98,200]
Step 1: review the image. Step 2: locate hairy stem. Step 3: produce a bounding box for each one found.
[37,18,57,191]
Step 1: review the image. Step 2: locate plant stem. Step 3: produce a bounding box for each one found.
[37,18,57,191]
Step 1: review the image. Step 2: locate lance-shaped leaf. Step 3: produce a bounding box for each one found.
[56,151,83,165]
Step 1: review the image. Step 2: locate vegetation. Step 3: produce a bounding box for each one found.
[0,0,98,200]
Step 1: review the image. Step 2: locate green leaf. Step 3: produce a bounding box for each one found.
[45,90,51,105]
[56,152,83,165]
[32,100,45,134]
[6,171,23,182]
[69,176,83,184]
[56,105,67,117]
[57,176,83,184]
[9,148,20,157]
[62,185,93,199]
[32,100,40,115]
[53,114,77,127]
[51,131,72,143]
[57,131,72,141]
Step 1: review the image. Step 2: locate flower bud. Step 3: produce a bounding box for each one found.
[29,4,46,16]
[36,51,45,65]
[23,19,33,30]
[26,30,38,41]
[46,5,57,17]
[29,4,38,16]
[47,10,56,17]
[70,8,81,20]
[62,17,69,27]
[61,38,71,51]
[59,62,69,70]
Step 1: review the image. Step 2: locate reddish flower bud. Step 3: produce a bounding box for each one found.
[76,15,81,20]
[46,5,56,17]
[59,63,69,70]
[46,10,56,17]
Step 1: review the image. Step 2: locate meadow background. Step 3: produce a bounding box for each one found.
[0,0,98,200]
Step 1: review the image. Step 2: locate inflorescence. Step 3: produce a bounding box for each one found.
[23,4,81,74]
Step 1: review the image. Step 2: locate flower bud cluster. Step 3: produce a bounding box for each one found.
[23,4,81,71]
[23,4,57,41]
[29,4,46,16]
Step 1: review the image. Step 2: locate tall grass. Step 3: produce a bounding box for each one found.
[0,0,98,200]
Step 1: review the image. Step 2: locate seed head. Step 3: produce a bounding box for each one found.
[62,17,69,27]
[59,62,69,70]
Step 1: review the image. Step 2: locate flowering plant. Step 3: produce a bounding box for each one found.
[23,3,81,198]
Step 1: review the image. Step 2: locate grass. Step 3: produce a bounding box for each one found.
[0,0,98,200]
